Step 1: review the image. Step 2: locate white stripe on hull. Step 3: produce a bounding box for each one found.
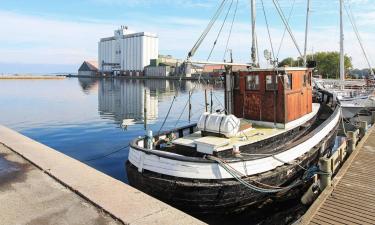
[128,109,341,180]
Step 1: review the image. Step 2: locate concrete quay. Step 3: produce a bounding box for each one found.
[0,125,205,225]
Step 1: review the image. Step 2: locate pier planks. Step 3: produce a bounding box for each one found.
[301,126,375,225]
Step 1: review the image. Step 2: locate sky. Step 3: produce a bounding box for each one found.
[0,0,374,73]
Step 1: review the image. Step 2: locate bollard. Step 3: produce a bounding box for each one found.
[372,111,375,125]
[301,182,320,205]
[346,131,356,154]
[319,157,332,190]
[359,121,368,138]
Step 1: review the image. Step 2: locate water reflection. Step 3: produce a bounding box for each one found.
[98,79,159,125]
[78,77,99,94]
[94,79,213,126]
[0,78,223,183]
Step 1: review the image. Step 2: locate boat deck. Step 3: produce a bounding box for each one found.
[173,104,320,152]
[301,126,375,225]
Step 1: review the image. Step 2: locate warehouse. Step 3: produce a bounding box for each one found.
[98,26,159,76]
[78,61,99,76]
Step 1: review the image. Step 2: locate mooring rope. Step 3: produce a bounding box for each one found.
[83,144,130,162]
[207,155,302,193]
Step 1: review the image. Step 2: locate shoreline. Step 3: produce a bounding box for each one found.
[0,75,66,80]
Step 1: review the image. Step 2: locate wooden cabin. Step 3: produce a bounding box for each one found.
[228,67,313,125]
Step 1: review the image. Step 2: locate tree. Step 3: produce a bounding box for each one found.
[278,57,298,67]
[279,52,353,79]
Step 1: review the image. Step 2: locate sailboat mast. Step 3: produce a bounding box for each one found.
[251,0,258,67]
[340,0,345,81]
[303,0,311,67]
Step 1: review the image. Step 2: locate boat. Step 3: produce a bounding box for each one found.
[313,0,375,118]
[126,66,341,214]
[314,79,375,118]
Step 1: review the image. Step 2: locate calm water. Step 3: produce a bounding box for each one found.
[0,77,310,224]
[0,77,223,182]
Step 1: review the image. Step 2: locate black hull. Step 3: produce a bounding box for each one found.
[126,126,338,215]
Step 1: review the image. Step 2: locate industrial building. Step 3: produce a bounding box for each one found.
[98,26,159,76]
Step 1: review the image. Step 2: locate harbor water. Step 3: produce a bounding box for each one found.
[0,77,310,224]
[0,77,223,182]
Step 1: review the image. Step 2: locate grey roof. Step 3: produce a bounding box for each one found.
[79,61,98,72]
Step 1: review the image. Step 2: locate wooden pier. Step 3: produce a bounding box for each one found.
[300,125,375,225]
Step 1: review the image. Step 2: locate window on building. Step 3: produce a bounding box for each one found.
[266,75,278,90]
[285,74,292,90]
[246,75,259,90]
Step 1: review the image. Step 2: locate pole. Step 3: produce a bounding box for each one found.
[303,0,311,67]
[144,89,147,130]
[251,0,258,67]
[205,89,208,112]
[340,0,345,81]
[210,89,213,114]
[188,91,192,123]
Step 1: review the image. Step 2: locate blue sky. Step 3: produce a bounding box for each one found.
[0,0,374,73]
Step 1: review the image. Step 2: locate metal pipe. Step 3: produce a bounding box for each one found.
[210,89,213,114]
[188,91,192,123]
[340,0,345,81]
[144,88,147,130]
[251,0,258,67]
[205,89,208,112]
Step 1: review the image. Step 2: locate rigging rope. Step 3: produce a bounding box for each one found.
[223,0,239,60]
[276,0,296,59]
[272,0,303,58]
[344,1,374,76]
[188,0,228,59]
[158,96,177,135]
[260,0,276,63]
[174,89,195,128]
[207,0,234,61]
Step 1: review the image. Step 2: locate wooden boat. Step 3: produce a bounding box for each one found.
[126,67,341,214]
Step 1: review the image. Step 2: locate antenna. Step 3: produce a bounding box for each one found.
[264,49,272,64]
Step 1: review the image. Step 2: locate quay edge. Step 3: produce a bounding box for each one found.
[0,125,205,225]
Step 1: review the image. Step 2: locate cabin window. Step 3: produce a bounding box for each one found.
[234,73,240,89]
[303,74,307,87]
[266,75,278,90]
[285,74,292,90]
[246,75,259,90]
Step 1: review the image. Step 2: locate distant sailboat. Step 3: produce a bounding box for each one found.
[314,0,375,118]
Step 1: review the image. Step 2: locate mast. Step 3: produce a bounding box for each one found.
[340,0,345,81]
[303,0,311,67]
[251,0,258,67]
